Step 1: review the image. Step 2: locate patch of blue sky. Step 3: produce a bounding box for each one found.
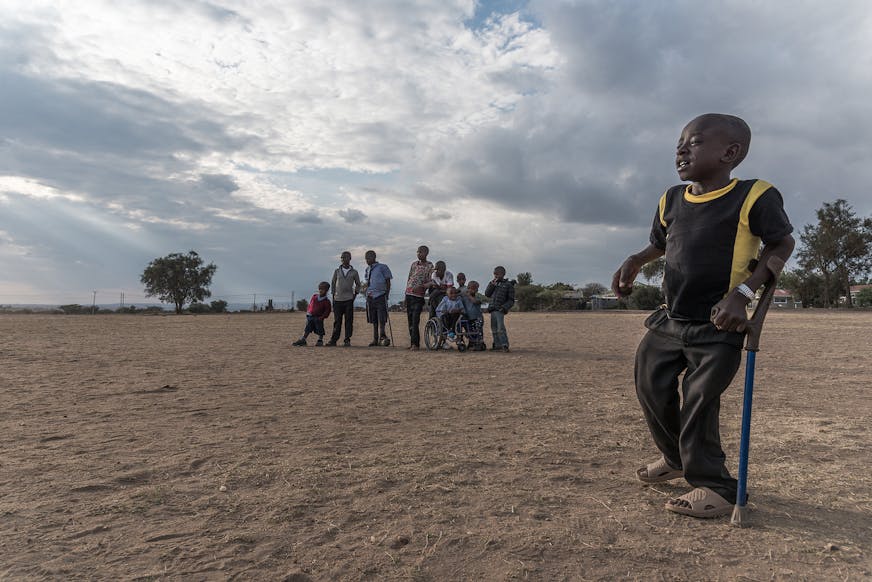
[466,0,539,29]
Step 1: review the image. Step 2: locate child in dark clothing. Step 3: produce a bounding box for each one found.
[612,113,794,518]
[292,282,332,347]
[485,266,515,351]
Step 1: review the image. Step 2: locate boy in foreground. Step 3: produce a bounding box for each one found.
[612,113,794,518]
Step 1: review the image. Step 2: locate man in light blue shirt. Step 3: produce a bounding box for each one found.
[364,250,393,346]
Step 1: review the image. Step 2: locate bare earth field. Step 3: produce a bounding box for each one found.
[1,311,870,581]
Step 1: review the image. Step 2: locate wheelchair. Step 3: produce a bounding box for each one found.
[423,314,484,352]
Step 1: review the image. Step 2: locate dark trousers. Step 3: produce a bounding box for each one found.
[440,312,460,331]
[428,290,445,318]
[330,299,354,343]
[634,316,742,503]
[465,317,484,346]
[489,310,508,348]
[366,294,388,340]
[303,314,325,337]
[406,294,426,347]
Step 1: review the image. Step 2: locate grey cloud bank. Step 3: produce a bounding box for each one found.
[1,1,870,305]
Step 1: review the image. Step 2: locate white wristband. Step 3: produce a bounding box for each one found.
[736,283,756,301]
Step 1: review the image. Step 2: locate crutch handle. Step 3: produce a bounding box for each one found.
[743,256,785,351]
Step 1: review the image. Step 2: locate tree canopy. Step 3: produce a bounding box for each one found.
[141,251,217,314]
[640,257,666,284]
[516,272,533,286]
[581,282,607,298]
[796,199,872,307]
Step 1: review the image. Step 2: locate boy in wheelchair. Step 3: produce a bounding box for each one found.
[423,286,468,351]
[427,285,486,352]
[435,286,466,334]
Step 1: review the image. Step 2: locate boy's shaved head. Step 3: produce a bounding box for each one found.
[691,113,751,167]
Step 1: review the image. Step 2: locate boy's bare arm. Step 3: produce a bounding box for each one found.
[710,234,795,332]
[612,244,665,297]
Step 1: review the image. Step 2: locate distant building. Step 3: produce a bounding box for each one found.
[589,293,620,310]
[849,284,872,304]
[771,288,801,309]
[559,290,586,310]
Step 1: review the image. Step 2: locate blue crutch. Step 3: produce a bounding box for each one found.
[717,256,784,527]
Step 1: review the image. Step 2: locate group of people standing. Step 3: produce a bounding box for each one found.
[291,245,515,351]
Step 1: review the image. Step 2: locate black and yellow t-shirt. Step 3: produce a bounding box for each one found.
[649,179,793,321]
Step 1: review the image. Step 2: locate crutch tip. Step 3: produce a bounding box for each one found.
[730,505,750,527]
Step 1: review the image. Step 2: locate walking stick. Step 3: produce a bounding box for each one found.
[721,256,785,528]
[386,309,395,347]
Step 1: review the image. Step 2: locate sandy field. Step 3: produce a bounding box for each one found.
[1,310,869,581]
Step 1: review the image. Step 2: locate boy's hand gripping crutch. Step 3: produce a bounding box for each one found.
[712,256,785,527]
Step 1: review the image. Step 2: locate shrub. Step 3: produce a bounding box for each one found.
[187,302,212,314]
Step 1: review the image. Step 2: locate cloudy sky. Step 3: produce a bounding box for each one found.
[1,0,870,307]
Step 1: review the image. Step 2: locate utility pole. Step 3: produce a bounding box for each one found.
[92,290,97,315]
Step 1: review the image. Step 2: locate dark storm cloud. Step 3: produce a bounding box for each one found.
[419,0,872,233]
[338,208,367,223]
[0,69,246,157]
[294,211,323,224]
[0,16,250,204]
[420,115,662,225]
[0,64,259,224]
[199,174,240,193]
[2,72,194,154]
[423,207,452,221]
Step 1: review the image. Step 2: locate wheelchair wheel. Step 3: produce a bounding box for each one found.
[423,318,442,350]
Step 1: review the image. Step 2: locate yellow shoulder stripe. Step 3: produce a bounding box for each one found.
[658,190,668,227]
[740,180,773,227]
[728,180,772,291]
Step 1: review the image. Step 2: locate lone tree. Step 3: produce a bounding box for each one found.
[141,251,217,314]
[797,199,872,307]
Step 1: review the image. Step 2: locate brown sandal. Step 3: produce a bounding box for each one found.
[665,487,732,518]
[636,457,683,483]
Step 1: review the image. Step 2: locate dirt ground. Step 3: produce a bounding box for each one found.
[1,310,869,581]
